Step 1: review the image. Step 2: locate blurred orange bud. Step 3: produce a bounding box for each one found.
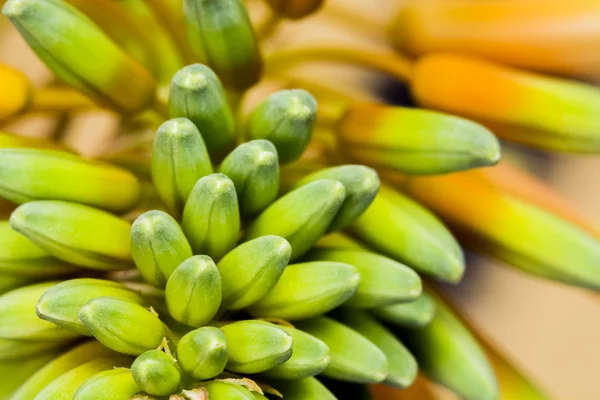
[412,54,600,152]
[391,0,600,77]
[0,64,31,121]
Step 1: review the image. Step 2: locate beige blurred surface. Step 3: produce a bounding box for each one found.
[3,1,600,399]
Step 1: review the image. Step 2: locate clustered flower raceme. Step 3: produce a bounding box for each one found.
[0,0,599,399]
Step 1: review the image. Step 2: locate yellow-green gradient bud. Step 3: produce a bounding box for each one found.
[177,327,228,380]
[306,249,421,308]
[265,0,324,19]
[337,104,500,174]
[0,148,141,213]
[271,377,337,400]
[183,0,262,90]
[219,140,280,217]
[0,63,31,121]
[203,381,255,400]
[295,317,388,384]
[244,180,345,261]
[296,165,380,231]
[217,235,291,310]
[0,281,79,341]
[165,255,222,327]
[221,320,293,374]
[36,278,145,336]
[248,89,317,163]
[10,201,133,270]
[132,350,181,396]
[152,118,213,217]
[79,297,165,356]
[131,210,193,288]
[0,220,75,277]
[73,368,140,400]
[248,261,360,320]
[3,0,156,114]
[182,174,240,260]
[261,325,330,380]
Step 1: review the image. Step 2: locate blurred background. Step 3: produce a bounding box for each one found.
[2,1,599,398]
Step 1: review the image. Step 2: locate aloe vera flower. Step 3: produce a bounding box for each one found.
[0,0,597,399]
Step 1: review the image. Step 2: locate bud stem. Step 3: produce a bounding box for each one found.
[255,10,282,41]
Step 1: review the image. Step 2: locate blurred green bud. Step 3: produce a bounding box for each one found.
[132,350,181,396]
[3,0,156,114]
[79,297,166,356]
[217,235,291,310]
[306,249,421,308]
[74,368,140,400]
[203,381,255,400]
[169,64,236,160]
[0,220,75,277]
[248,261,360,320]
[296,317,388,384]
[352,185,465,283]
[0,337,63,361]
[334,309,417,389]
[10,200,132,270]
[0,148,140,213]
[296,165,380,231]
[221,320,293,374]
[265,0,324,19]
[271,377,336,400]
[372,293,437,328]
[131,210,193,288]
[248,89,317,163]
[244,180,345,260]
[36,278,145,336]
[152,118,213,217]
[166,255,222,327]
[34,355,132,400]
[219,140,280,216]
[0,273,33,296]
[177,326,228,380]
[183,0,261,90]
[182,174,240,260]
[0,281,77,341]
[262,325,330,380]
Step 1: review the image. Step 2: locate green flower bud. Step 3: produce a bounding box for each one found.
[0,351,59,399]
[3,0,156,114]
[265,0,324,19]
[262,326,330,380]
[12,341,115,400]
[0,273,33,295]
[296,165,380,231]
[248,261,360,320]
[372,293,437,328]
[166,255,222,327]
[0,220,75,277]
[177,327,228,380]
[182,174,240,260]
[132,350,181,396]
[34,355,132,400]
[295,317,388,384]
[36,278,145,336]
[248,89,317,163]
[74,368,140,400]
[131,210,193,288]
[0,148,140,213]
[79,297,166,356]
[183,0,262,90]
[270,377,336,400]
[334,309,417,389]
[219,140,280,217]
[217,235,291,310]
[203,381,255,400]
[0,281,77,341]
[10,201,132,270]
[306,249,421,308]
[169,64,236,160]
[221,320,293,374]
[152,118,213,217]
[244,180,345,261]
[0,337,62,361]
